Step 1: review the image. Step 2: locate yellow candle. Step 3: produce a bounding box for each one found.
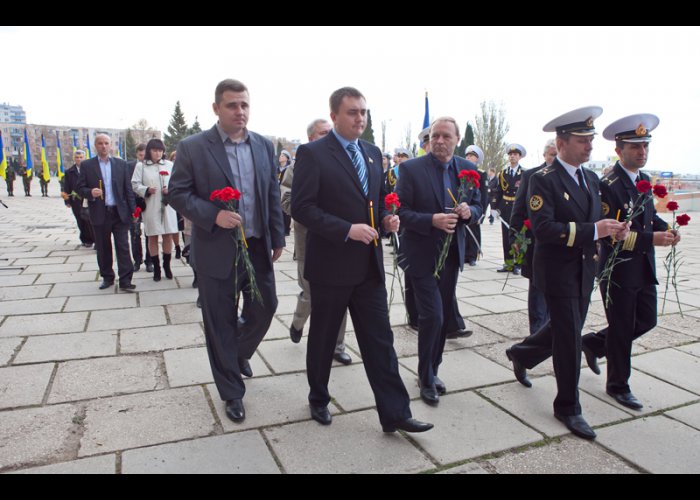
[98,180,103,200]
[369,200,378,246]
[615,209,621,221]
[447,188,458,207]
[240,225,249,249]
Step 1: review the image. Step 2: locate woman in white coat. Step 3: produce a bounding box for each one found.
[131,139,178,281]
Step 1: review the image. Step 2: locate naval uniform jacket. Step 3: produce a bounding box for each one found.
[494,165,522,219]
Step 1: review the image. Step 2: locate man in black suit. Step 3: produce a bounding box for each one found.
[169,79,285,424]
[464,145,489,267]
[77,133,136,291]
[505,107,629,440]
[509,139,557,335]
[495,144,525,273]
[126,143,151,272]
[582,114,679,410]
[62,149,95,247]
[292,86,432,434]
[396,118,482,405]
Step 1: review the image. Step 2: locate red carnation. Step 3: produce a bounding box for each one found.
[666,201,679,212]
[636,180,652,194]
[132,206,142,219]
[677,214,691,227]
[385,193,400,212]
[524,219,532,231]
[159,170,169,176]
[458,170,470,179]
[652,184,668,198]
[210,187,241,202]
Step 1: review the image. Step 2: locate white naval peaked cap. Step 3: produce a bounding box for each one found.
[602,113,659,142]
[465,145,484,165]
[543,106,603,136]
[506,143,527,158]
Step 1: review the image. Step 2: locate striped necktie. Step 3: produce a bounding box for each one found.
[347,142,368,195]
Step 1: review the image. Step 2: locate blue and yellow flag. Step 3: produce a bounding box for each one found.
[0,132,7,181]
[114,136,123,159]
[423,91,430,130]
[56,131,64,181]
[72,134,78,156]
[24,128,33,177]
[85,133,92,158]
[41,134,50,182]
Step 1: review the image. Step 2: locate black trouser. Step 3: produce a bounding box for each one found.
[5,179,13,195]
[308,272,411,427]
[509,295,590,416]
[500,203,513,262]
[584,284,657,394]
[130,217,144,265]
[40,181,48,196]
[410,245,460,388]
[528,282,549,335]
[93,207,133,286]
[404,273,418,326]
[70,204,95,245]
[465,223,481,262]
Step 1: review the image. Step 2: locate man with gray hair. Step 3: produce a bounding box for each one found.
[281,118,352,365]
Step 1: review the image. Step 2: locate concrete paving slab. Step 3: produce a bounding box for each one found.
[460,294,528,314]
[407,391,543,465]
[22,263,81,274]
[471,311,532,340]
[437,462,490,474]
[479,376,629,437]
[454,300,492,317]
[0,275,38,287]
[656,313,700,339]
[64,293,137,312]
[47,281,114,297]
[473,341,555,377]
[165,347,270,388]
[636,326,697,351]
[0,363,54,409]
[139,288,199,307]
[0,285,51,301]
[122,431,280,474]
[0,338,20,365]
[0,297,66,316]
[666,403,700,431]
[632,348,700,395]
[264,409,434,474]
[48,355,163,403]
[328,363,419,412]
[9,455,115,474]
[256,337,308,374]
[14,331,117,364]
[0,311,87,338]
[483,436,639,474]
[131,276,182,291]
[35,271,99,284]
[12,257,66,266]
[676,343,700,358]
[596,416,700,474]
[79,387,216,457]
[0,403,78,471]
[263,316,295,341]
[165,302,202,325]
[87,306,167,331]
[120,323,204,354]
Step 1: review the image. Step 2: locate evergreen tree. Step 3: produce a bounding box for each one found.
[188,116,202,136]
[164,101,189,153]
[456,122,476,158]
[125,129,136,160]
[474,101,509,173]
[360,109,375,144]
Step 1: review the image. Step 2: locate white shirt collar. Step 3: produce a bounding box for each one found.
[619,162,640,184]
[557,156,586,186]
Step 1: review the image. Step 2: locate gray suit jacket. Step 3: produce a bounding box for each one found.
[169,126,285,278]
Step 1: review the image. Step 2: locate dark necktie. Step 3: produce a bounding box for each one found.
[576,168,590,199]
[346,143,368,195]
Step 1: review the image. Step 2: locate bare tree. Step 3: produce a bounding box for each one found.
[381,120,387,153]
[403,123,412,150]
[474,101,509,172]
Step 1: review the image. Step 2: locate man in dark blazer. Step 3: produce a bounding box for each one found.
[292,86,432,434]
[62,149,95,247]
[77,133,136,291]
[169,79,285,424]
[505,107,629,440]
[509,139,557,335]
[396,118,482,405]
[464,145,489,267]
[582,114,679,411]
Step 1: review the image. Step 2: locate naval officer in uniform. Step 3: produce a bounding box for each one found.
[495,144,525,273]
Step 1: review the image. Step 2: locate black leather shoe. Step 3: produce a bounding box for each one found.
[145,263,154,273]
[238,357,253,378]
[446,329,473,339]
[434,376,446,395]
[513,267,521,276]
[99,280,114,290]
[607,390,643,410]
[119,283,136,292]
[420,385,440,406]
[554,413,596,440]
[225,399,245,422]
[382,418,434,433]
[496,266,510,273]
[333,352,352,365]
[310,405,332,425]
[506,348,532,388]
[289,325,303,344]
[582,343,601,375]
[468,260,477,267]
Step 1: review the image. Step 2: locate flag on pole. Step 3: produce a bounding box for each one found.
[423,91,430,130]
[41,134,51,182]
[73,134,78,157]
[85,133,92,158]
[0,132,7,181]
[24,128,33,177]
[115,136,123,159]
[56,131,64,181]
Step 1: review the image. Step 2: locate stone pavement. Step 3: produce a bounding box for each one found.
[1,182,699,474]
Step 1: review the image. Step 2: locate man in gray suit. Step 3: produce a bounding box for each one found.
[169,79,285,423]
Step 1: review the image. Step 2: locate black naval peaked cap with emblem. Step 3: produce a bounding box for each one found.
[543,106,603,136]
[602,113,659,143]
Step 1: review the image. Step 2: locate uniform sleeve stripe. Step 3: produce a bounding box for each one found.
[567,222,576,247]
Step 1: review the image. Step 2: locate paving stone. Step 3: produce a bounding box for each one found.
[139,288,199,307]
[632,348,700,395]
[460,294,528,314]
[264,409,434,473]
[264,316,295,341]
[0,311,87,338]
[482,436,639,474]
[47,281,112,298]
[656,313,700,339]
[0,285,51,301]
[9,455,116,474]
[0,297,66,316]
[460,281,525,296]
[48,356,163,403]
[0,338,21,365]
[1,250,50,259]
[165,348,270,388]
[473,341,555,378]
[579,368,699,416]
[676,343,700,358]
[328,363,420,411]
[65,254,101,264]
[0,364,54,409]
[120,324,204,354]
[470,311,532,340]
[14,331,116,364]
[666,403,700,431]
[165,302,202,325]
[87,306,166,331]
[79,387,216,457]
[407,391,542,465]
[596,416,700,474]
[0,404,78,470]
[64,293,137,312]
[636,326,697,351]
[12,257,66,266]
[35,271,99,284]
[454,300,492,317]
[22,263,81,274]
[479,376,629,437]
[121,432,279,474]
[0,275,38,287]
[130,276,182,292]
[256,337,309,374]
[437,462,490,474]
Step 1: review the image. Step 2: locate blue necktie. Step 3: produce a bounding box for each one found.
[347,142,368,195]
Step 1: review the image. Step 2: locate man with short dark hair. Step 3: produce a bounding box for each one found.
[62,149,95,247]
[127,144,151,272]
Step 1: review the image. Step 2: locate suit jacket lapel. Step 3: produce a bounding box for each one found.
[584,168,600,222]
[360,141,379,203]
[249,133,266,210]
[554,161,588,218]
[205,127,236,188]
[328,134,366,197]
